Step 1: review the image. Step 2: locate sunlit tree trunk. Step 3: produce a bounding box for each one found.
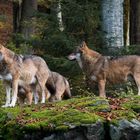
[102,0,124,49]
[52,0,64,31]
[57,0,64,31]
[124,0,130,46]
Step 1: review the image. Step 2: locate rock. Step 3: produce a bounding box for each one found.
[43,134,56,140]
[42,121,105,140]
[83,122,105,140]
[22,119,140,140]
[110,119,140,140]
[89,100,111,112]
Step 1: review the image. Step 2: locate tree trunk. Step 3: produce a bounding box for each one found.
[130,0,140,44]
[102,0,124,49]
[20,0,37,39]
[57,0,64,31]
[13,1,22,33]
[124,0,130,46]
[51,0,64,31]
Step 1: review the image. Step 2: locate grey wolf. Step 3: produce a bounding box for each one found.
[68,41,140,97]
[46,71,71,102]
[0,60,33,106]
[18,71,71,104]
[0,44,50,107]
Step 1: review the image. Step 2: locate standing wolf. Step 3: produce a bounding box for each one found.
[0,60,35,106]
[0,44,50,107]
[68,41,140,97]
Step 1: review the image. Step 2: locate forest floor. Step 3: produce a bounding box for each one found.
[0,95,140,139]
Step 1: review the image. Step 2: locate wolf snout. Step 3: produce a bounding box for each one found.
[67,53,76,60]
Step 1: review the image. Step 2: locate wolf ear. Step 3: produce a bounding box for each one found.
[80,41,88,49]
[79,41,88,52]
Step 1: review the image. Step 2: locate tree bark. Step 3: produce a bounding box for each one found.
[51,0,64,31]
[13,0,23,33]
[130,0,140,44]
[102,0,124,49]
[124,0,130,46]
[57,0,64,31]
[19,0,37,39]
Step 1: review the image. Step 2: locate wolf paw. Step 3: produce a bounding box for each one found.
[41,100,45,104]
[1,104,10,108]
[9,103,15,107]
[34,101,38,105]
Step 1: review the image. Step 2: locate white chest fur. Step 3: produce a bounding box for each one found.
[0,73,13,81]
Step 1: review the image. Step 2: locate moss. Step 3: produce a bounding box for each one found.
[19,97,104,132]
[55,125,69,131]
[24,122,42,131]
[49,109,99,125]
[121,95,140,113]
[0,95,140,139]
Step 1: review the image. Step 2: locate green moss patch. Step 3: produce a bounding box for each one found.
[0,95,140,139]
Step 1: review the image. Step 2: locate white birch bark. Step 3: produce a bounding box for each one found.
[102,0,124,48]
[57,0,64,31]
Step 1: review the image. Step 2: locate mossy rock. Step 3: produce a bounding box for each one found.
[0,96,140,139]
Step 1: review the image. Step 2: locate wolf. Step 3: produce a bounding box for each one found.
[46,71,71,102]
[18,71,71,104]
[0,60,34,106]
[0,44,50,107]
[68,41,140,97]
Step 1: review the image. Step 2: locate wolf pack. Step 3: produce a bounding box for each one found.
[1,41,140,107]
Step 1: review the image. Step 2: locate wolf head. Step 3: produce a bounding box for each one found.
[68,41,100,60]
[68,41,101,69]
[67,41,90,68]
[67,41,88,61]
[0,44,15,63]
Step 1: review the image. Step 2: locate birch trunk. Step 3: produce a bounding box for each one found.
[56,0,64,31]
[124,0,130,46]
[102,0,124,49]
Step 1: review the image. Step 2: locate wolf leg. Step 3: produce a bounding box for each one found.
[2,83,11,107]
[64,81,71,98]
[9,79,19,107]
[98,79,106,98]
[26,92,33,105]
[46,89,51,100]
[41,88,46,103]
[134,73,140,95]
[38,80,47,103]
[30,84,39,104]
[33,91,39,104]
